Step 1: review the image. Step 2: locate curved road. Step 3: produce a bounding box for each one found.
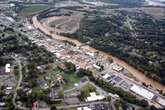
[12,57,29,110]
[32,15,165,92]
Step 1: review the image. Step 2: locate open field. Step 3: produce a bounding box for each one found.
[45,12,83,34]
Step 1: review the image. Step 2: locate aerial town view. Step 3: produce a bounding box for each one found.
[0,0,165,110]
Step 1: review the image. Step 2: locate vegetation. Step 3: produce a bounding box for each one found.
[79,68,150,107]
[62,10,165,85]
[78,84,96,101]
[0,25,55,66]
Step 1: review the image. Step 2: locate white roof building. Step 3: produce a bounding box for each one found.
[130,84,154,100]
[83,107,91,110]
[0,102,5,106]
[6,86,13,90]
[5,64,10,73]
[86,52,95,57]
[156,97,165,107]
[6,17,15,23]
[86,92,104,102]
[27,25,34,30]
[77,107,82,110]
[93,64,101,70]
[102,74,110,79]
[111,64,123,72]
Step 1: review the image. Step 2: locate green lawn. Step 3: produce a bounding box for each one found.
[62,73,81,89]
[42,63,81,90]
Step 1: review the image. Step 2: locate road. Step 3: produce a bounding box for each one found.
[56,101,110,109]
[12,57,29,110]
[126,16,138,38]
[32,15,165,92]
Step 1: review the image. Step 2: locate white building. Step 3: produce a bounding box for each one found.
[0,102,5,106]
[86,92,104,102]
[93,64,101,70]
[156,97,165,107]
[130,84,154,100]
[5,64,10,73]
[111,63,123,72]
[83,107,91,110]
[86,52,95,57]
[102,74,110,79]
[77,107,82,110]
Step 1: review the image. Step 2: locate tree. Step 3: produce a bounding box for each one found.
[138,99,149,108]
[58,91,64,98]
[77,68,87,77]
[64,62,76,73]
[51,105,57,110]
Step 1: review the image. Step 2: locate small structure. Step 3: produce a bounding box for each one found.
[83,106,91,110]
[0,102,5,107]
[102,74,110,79]
[93,64,101,70]
[86,52,95,57]
[5,86,13,95]
[27,25,34,30]
[155,97,165,107]
[86,92,104,102]
[111,64,123,72]
[32,101,50,110]
[130,84,154,100]
[5,64,10,73]
[77,107,82,110]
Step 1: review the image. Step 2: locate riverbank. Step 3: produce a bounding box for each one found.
[32,15,165,92]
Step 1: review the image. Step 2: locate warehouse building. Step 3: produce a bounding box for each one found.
[130,84,154,100]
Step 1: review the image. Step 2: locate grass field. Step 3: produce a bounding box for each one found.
[42,63,81,90]
[62,73,81,89]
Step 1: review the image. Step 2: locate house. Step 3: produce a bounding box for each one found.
[32,101,50,110]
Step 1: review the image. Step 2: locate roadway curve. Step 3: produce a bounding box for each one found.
[12,57,29,110]
[32,15,165,92]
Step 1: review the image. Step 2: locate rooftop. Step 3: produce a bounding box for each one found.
[130,84,154,100]
[86,92,104,102]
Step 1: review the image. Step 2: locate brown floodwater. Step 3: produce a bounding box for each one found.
[32,15,165,92]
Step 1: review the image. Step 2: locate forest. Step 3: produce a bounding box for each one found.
[61,10,165,85]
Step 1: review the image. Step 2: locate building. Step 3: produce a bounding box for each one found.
[0,102,5,107]
[93,64,101,70]
[77,103,112,110]
[111,64,123,72]
[130,84,154,100]
[32,101,50,110]
[5,64,11,73]
[86,52,95,57]
[102,74,110,79]
[86,92,104,102]
[155,97,165,107]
